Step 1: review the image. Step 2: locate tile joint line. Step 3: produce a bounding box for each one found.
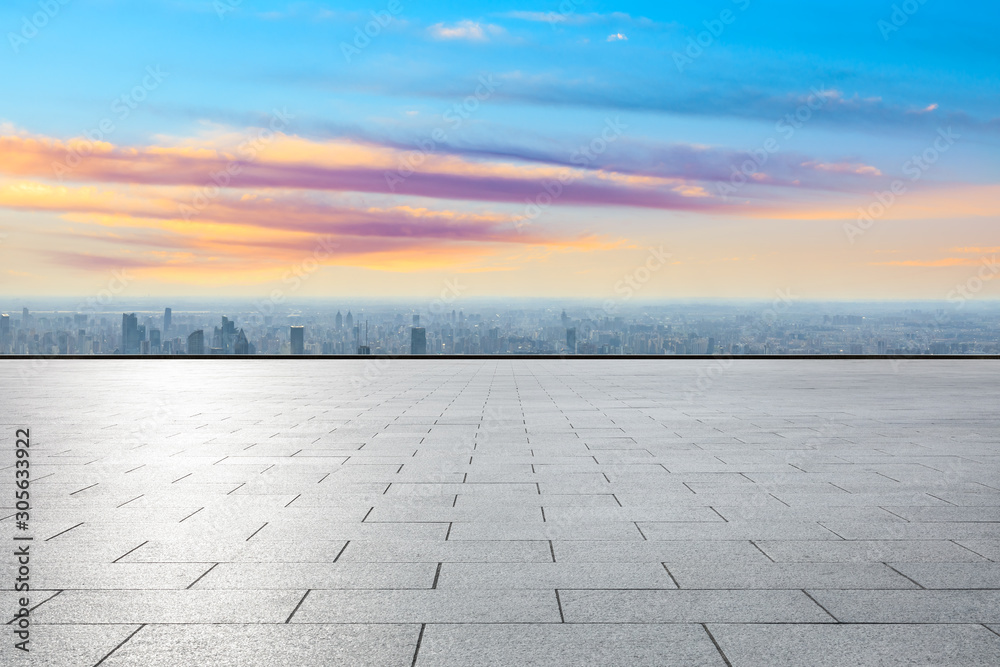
[93,624,147,667]
[410,623,426,667]
[802,589,840,623]
[285,590,312,624]
[701,624,733,667]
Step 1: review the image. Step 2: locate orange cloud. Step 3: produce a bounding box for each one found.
[950,246,1000,254]
[756,184,1000,221]
[0,131,727,213]
[0,126,732,283]
[871,257,997,267]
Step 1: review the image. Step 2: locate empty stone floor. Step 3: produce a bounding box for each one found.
[1,359,999,665]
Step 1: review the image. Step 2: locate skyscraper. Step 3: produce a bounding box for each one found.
[335,311,342,329]
[217,316,237,352]
[411,327,427,355]
[234,329,250,355]
[121,313,139,354]
[345,311,354,330]
[163,307,172,333]
[566,327,576,354]
[358,319,370,355]
[290,326,305,355]
[150,329,161,354]
[1,314,9,353]
[187,329,204,355]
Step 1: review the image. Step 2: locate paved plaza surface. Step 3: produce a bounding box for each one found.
[2,359,1000,666]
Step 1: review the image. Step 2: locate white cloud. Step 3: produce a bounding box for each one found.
[802,161,883,176]
[497,11,671,29]
[499,11,568,24]
[428,20,505,42]
[607,33,628,42]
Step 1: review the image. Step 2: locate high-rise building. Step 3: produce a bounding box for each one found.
[411,327,427,355]
[22,308,29,325]
[187,330,205,355]
[150,329,161,354]
[290,326,305,355]
[566,327,576,353]
[121,313,139,354]
[335,311,343,329]
[234,329,250,355]
[358,319,370,355]
[345,311,354,330]
[0,314,9,352]
[163,307,172,333]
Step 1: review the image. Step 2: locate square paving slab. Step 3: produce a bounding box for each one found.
[1,359,999,665]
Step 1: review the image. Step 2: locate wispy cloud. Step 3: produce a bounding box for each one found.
[294,67,1000,137]
[428,20,505,42]
[0,132,732,212]
[872,257,994,267]
[950,246,1000,254]
[802,161,882,176]
[497,11,670,29]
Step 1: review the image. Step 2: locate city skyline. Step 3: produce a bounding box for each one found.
[3,298,999,356]
[1,1,998,300]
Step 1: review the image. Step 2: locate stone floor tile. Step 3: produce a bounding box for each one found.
[416,624,724,666]
[708,623,1000,667]
[559,589,833,623]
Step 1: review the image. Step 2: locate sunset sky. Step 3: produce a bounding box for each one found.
[0,0,997,301]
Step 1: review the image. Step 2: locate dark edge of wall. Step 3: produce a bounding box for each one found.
[2,355,998,361]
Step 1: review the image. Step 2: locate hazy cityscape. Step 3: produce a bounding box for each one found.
[2,300,998,356]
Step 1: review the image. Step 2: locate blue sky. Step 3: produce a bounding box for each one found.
[0,0,998,299]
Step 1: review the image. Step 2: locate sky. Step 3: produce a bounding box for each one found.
[0,0,997,302]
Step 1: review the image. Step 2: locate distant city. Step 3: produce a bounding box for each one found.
[1,300,999,356]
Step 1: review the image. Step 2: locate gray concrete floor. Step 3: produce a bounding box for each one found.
[2,359,999,666]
